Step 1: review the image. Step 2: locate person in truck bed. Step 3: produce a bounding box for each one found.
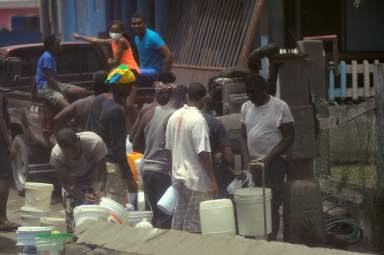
[35,34,89,109]
[72,20,140,73]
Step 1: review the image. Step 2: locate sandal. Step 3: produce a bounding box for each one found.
[0,220,20,232]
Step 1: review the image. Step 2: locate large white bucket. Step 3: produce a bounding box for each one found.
[157,186,177,216]
[40,217,66,233]
[234,188,272,237]
[127,211,153,227]
[25,182,54,212]
[73,205,109,227]
[100,197,129,224]
[20,207,45,226]
[199,199,236,235]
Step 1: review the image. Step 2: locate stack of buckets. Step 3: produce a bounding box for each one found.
[17,182,69,255]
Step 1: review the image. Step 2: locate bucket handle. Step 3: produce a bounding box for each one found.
[249,160,268,240]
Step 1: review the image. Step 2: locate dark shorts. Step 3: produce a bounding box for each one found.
[0,139,11,179]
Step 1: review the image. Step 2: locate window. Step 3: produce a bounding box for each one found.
[56,48,81,74]
[80,48,105,73]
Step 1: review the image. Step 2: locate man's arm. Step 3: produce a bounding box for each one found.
[45,69,62,92]
[72,33,111,44]
[53,103,75,131]
[0,97,11,149]
[198,151,218,195]
[263,123,295,166]
[54,165,85,201]
[108,108,138,192]
[158,45,173,71]
[240,123,250,169]
[94,157,107,197]
[132,107,154,153]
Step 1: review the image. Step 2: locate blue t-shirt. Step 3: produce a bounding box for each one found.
[35,51,57,89]
[134,28,165,72]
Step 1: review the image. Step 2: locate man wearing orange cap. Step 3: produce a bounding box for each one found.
[86,65,138,206]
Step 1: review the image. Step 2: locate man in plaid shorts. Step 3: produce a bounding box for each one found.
[165,83,218,233]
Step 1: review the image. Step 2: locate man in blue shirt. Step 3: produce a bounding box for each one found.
[35,35,88,109]
[131,13,173,85]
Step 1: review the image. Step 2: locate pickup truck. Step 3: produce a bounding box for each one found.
[0,42,154,192]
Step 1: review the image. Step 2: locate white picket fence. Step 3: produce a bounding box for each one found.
[328,60,383,101]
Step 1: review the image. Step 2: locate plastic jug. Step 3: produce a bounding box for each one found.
[199,199,236,235]
[127,152,143,183]
[135,218,153,229]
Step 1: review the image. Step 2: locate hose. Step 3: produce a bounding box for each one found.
[322,196,364,244]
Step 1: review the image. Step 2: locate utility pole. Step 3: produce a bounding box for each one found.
[373,63,384,251]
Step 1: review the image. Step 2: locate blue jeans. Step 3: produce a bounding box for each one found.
[137,68,160,87]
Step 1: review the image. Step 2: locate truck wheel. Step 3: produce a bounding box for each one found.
[11,134,29,193]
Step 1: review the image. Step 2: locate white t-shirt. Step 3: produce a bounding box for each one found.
[165,105,211,193]
[240,97,294,160]
[50,131,108,187]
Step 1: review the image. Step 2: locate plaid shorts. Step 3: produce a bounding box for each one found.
[172,183,212,233]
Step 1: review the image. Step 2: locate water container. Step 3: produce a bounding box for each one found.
[199,199,236,235]
[157,186,177,216]
[126,136,133,154]
[36,233,72,255]
[21,207,44,226]
[16,226,54,247]
[126,211,153,227]
[138,191,145,211]
[135,218,153,229]
[127,152,143,183]
[99,197,129,223]
[40,217,66,233]
[73,205,109,227]
[25,182,54,212]
[234,188,272,237]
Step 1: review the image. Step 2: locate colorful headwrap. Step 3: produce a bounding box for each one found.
[153,81,176,92]
[105,64,136,86]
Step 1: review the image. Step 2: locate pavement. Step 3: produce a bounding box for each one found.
[0,187,63,255]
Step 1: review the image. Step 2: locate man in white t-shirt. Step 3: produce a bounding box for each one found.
[50,129,108,231]
[165,83,218,233]
[240,73,295,240]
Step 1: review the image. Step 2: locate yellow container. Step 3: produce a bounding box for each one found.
[127,152,143,183]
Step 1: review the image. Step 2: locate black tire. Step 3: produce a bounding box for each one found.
[11,134,29,193]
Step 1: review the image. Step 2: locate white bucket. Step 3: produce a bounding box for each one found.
[234,188,272,237]
[40,217,66,233]
[157,186,177,216]
[100,197,129,223]
[199,199,236,235]
[16,226,54,247]
[126,136,133,154]
[127,211,153,227]
[25,182,54,212]
[135,158,143,185]
[20,207,45,227]
[73,205,109,227]
[21,214,40,227]
[138,191,145,211]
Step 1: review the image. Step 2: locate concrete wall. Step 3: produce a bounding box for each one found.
[328,109,376,164]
